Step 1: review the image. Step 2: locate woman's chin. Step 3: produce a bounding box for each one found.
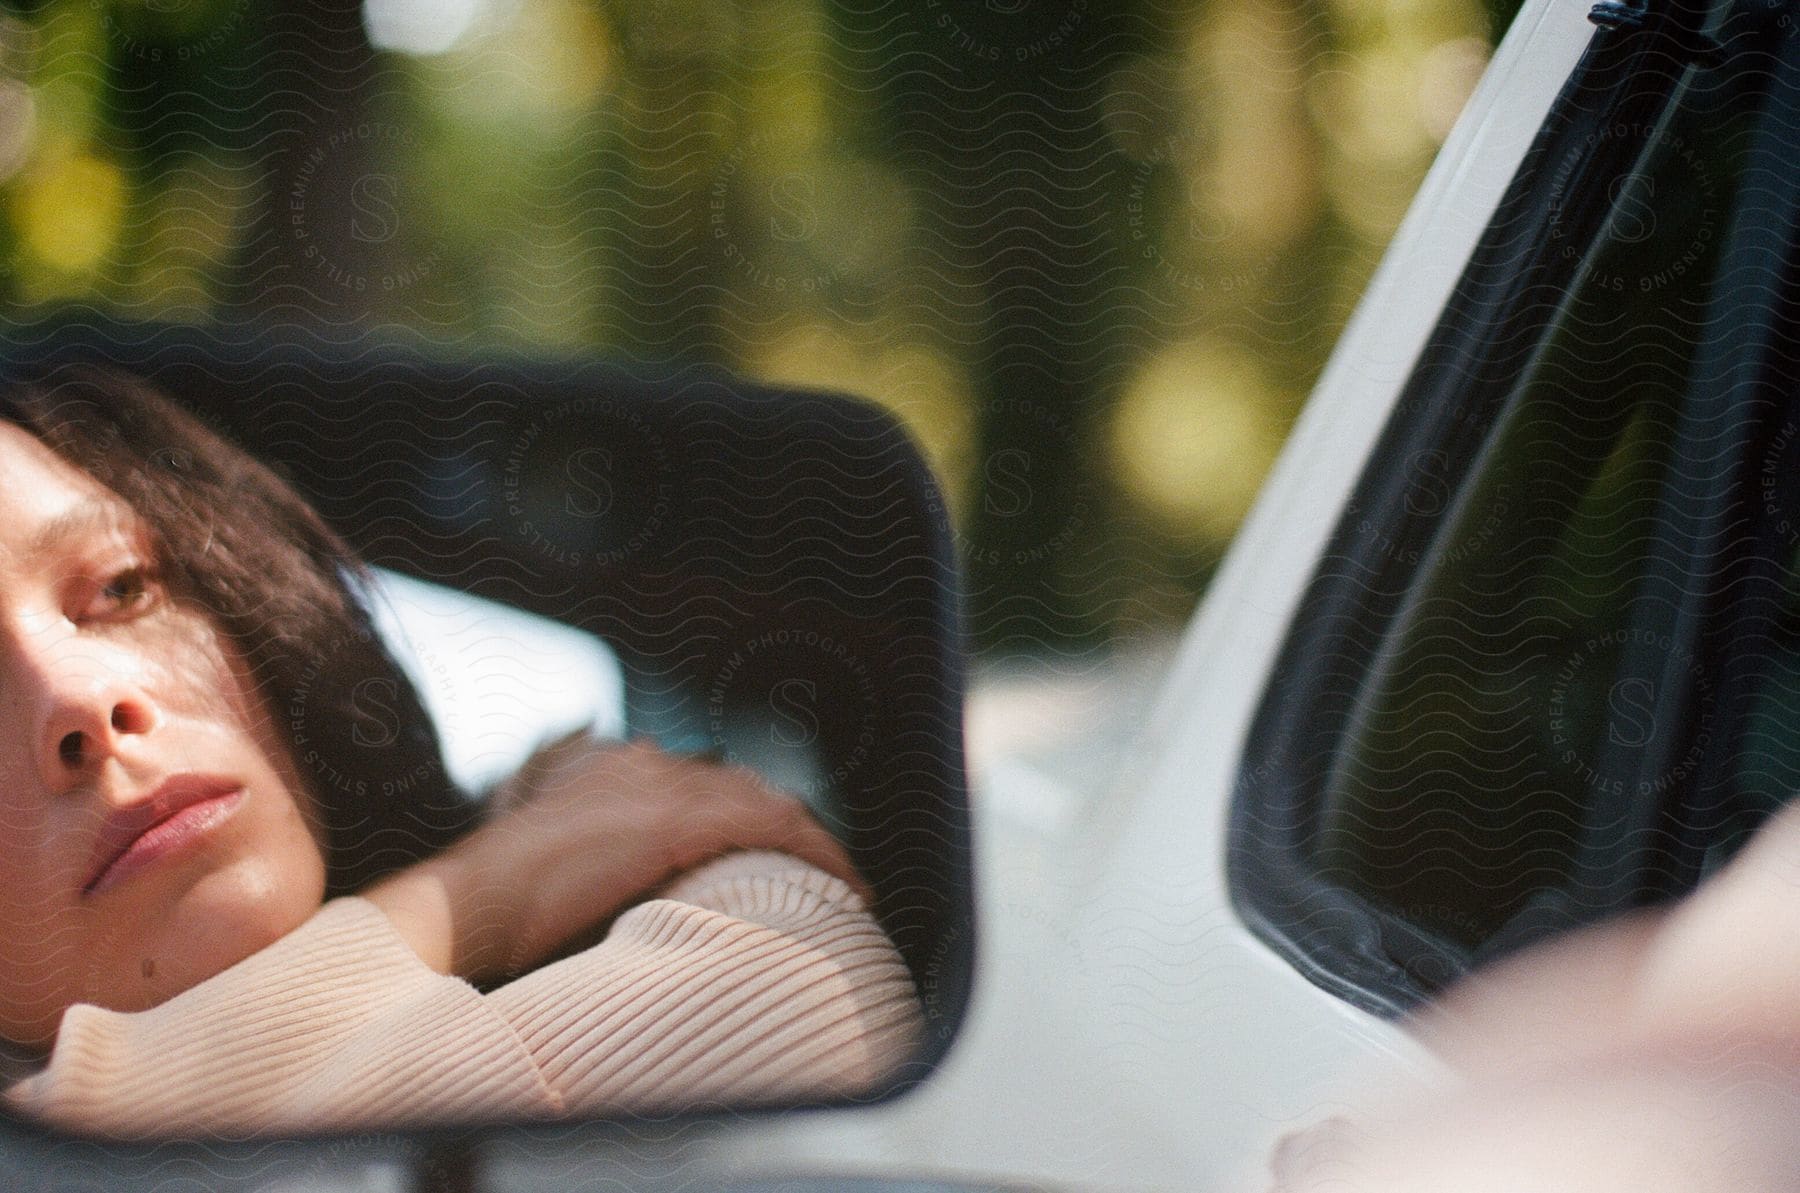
[97,857,324,1014]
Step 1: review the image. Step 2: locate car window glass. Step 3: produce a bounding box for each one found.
[1230,0,1799,1010]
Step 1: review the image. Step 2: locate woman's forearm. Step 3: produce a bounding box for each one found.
[357,845,514,984]
[357,735,869,988]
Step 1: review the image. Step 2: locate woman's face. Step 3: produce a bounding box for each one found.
[0,423,328,1049]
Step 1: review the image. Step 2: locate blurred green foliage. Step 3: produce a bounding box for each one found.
[0,0,1518,653]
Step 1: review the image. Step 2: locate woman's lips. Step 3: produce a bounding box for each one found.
[85,788,246,897]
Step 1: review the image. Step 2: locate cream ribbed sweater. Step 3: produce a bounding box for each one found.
[3,851,923,1138]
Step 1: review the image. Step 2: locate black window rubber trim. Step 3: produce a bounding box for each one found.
[1226,0,1799,1019]
[1646,31,1800,903]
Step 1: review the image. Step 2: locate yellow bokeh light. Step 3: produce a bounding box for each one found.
[28,0,106,149]
[422,0,613,125]
[739,1,830,157]
[1177,0,1321,258]
[1322,148,1429,241]
[1315,46,1437,165]
[505,0,612,111]
[13,148,125,273]
[1327,0,1486,47]
[1110,337,1289,541]
[0,80,37,184]
[749,322,976,512]
[1417,36,1491,143]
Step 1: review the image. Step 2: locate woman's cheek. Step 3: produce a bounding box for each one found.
[0,899,89,1043]
[142,611,241,721]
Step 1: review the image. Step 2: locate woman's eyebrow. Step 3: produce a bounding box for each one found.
[14,499,140,563]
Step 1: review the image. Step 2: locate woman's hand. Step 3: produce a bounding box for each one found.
[1271,802,1800,1191]
[360,736,868,985]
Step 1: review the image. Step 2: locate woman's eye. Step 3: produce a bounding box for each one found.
[91,566,156,614]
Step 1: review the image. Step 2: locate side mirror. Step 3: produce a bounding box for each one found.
[0,318,976,1158]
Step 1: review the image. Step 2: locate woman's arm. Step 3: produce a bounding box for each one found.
[358,736,870,985]
[10,741,890,1136]
[482,849,923,1114]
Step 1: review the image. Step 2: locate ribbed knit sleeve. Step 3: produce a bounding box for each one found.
[4,897,559,1138]
[484,850,923,1115]
[4,853,922,1137]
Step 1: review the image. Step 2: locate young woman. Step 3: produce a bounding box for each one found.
[0,367,921,1138]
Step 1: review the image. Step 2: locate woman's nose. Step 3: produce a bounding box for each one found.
[45,684,157,774]
[17,640,160,790]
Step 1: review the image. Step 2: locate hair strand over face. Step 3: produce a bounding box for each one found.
[0,365,478,895]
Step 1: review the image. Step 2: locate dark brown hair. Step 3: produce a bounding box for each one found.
[0,365,479,896]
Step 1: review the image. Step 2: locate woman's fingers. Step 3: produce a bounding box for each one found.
[794,819,868,902]
[664,766,873,903]
[490,734,879,941]
[756,797,871,903]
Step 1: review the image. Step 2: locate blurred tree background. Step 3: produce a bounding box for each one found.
[0,0,1521,656]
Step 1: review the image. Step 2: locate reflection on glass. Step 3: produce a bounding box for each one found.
[1316,79,1757,949]
[0,369,922,1138]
